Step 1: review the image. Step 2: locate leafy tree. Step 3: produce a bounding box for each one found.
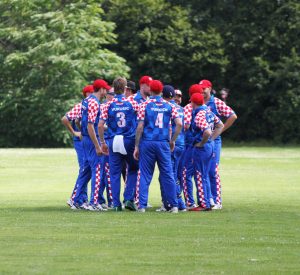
[0,0,129,147]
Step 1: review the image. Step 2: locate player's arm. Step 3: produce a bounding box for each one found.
[134,121,144,160]
[195,128,212,148]
[61,116,79,137]
[98,120,108,155]
[222,113,237,133]
[87,123,102,156]
[211,120,224,141]
[170,118,182,152]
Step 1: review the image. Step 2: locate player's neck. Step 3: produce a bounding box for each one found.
[204,94,211,104]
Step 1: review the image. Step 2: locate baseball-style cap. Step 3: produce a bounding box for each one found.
[162,85,175,99]
[107,87,115,96]
[139,76,153,86]
[175,89,182,97]
[93,79,111,90]
[199,79,212,89]
[189,84,203,97]
[150,80,163,94]
[126,81,136,91]
[82,85,94,97]
[190,93,204,105]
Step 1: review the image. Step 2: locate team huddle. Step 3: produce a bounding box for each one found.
[62,76,237,213]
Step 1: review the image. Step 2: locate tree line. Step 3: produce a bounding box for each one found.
[0,0,299,147]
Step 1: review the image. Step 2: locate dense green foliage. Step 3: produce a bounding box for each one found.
[0,148,299,273]
[0,0,299,146]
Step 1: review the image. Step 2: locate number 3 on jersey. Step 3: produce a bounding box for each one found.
[155,113,164,128]
[117,112,126,127]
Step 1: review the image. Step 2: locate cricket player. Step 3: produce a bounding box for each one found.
[129,76,152,104]
[61,85,93,208]
[174,89,182,105]
[79,79,111,211]
[199,79,237,209]
[189,93,224,211]
[156,85,186,211]
[134,80,182,213]
[99,77,140,212]
[181,84,204,208]
[125,81,136,98]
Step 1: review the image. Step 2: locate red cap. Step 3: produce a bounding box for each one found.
[139,75,153,86]
[199,79,212,89]
[93,79,111,91]
[190,93,204,105]
[189,84,203,97]
[82,85,94,97]
[150,80,163,94]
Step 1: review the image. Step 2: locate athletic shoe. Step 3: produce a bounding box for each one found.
[212,204,222,210]
[146,203,153,208]
[101,203,109,210]
[67,199,73,207]
[156,205,167,212]
[70,204,79,210]
[79,202,89,210]
[179,208,187,212]
[87,204,99,211]
[186,204,197,210]
[137,208,145,213]
[210,198,216,207]
[169,207,178,213]
[112,206,123,212]
[189,206,211,211]
[124,200,138,211]
[95,204,107,211]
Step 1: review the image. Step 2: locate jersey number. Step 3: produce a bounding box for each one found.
[155,113,164,128]
[117,112,126,127]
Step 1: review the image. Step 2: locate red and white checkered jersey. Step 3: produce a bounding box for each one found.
[214,97,235,118]
[195,110,221,131]
[184,103,193,125]
[65,102,81,121]
[87,97,100,123]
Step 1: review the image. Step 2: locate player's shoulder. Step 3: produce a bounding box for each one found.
[214,96,226,105]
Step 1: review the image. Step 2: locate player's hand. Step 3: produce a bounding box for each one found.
[74,131,82,140]
[133,147,139,161]
[96,146,102,156]
[184,124,190,131]
[169,141,175,152]
[101,143,109,156]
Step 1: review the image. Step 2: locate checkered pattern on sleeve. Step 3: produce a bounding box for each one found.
[138,100,155,121]
[88,97,100,123]
[213,113,221,125]
[195,110,209,131]
[66,102,81,121]
[184,103,193,125]
[126,96,140,113]
[214,97,235,118]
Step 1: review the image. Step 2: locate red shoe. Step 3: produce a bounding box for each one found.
[188,206,211,212]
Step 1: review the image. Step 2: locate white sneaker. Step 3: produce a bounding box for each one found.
[137,208,146,213]
[79,202,89,210]
[169,207,178,213]
[156,205,167,212]
[147,203,153,208]
[210,198,216,207]
[179,209,187,212]
[70,204,79,210]
[212,204,222,210]
[67,199,73,207]
[187,204,197,210]
[87,205,98,211]
[95,204,107,211]
[101,203,109,210]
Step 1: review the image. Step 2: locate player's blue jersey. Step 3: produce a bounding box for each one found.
[132,91,147,104]
[138,96,179,142]
[101,100,111,140]
[170,100,185,146]
[100,94,139,139]
[191,105,220,144]
[81,95,101,137]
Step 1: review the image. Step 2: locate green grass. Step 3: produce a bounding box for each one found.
[0,147,299,274]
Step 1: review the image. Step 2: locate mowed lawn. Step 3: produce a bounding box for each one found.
[0,147,299,274]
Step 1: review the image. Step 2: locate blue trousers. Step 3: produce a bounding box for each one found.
[181,145,196,207]
[209,139,222,204]
[71,140,89,205]
[192,143,214,209]
[137,140,178,209]
[98,154,113,206]
[109,138,139,207]
[76,136,102,206]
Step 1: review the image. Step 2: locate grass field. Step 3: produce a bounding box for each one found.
[0,147,299,274]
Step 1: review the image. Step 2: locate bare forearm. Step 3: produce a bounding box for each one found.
[98,122,105,144]
[211,122,224,141]
[61,116,76,136]
[197,129,211,147]
[222,114,237,133]
[135,124,143,147]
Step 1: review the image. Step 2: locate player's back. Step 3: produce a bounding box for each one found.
[170,101,185,146]
[106,95,137,139]
[142,97,173,142]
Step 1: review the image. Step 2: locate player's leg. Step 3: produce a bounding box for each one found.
[103,154,113,208]
[108,142,124,211]
[123,138,139,211]
[192,143,213,210]
[156,142,178,212]
[209,139,222,208]
[136,140,156,211]
[181,146,196,208]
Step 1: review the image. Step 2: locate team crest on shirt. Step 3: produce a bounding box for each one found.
[155,103,163,106]
[116,102,124,105]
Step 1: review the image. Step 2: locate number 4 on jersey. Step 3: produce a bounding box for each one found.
[155,113,164,128]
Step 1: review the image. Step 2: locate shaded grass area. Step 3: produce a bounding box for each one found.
[0,148,299,274]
